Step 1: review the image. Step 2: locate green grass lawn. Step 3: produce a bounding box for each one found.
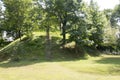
[0,55,120,80]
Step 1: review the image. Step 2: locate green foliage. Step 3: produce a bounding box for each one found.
[0,0,119,60]
[2,0,34,38]
[103,9,112,21]
[40,0,82,45]
[87,0,107,47]
[116,38,120,50]
[110,4,120,28]
[69,0,107,48]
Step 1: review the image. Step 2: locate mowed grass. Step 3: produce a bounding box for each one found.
[0,55,120,80]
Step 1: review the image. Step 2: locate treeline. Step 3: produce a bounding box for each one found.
[0,0,120,56]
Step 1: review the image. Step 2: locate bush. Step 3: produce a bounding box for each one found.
[0,39,10,47]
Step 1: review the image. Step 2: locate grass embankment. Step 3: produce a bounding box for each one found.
[0,31,76,61]
[0,36,27,60]
[0,32,120,80]
[0,32,59,60]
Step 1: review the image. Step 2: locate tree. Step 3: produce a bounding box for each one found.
[110,4,120,51]
[37,0,58,59]
[87,0,107,48]
[110,4,120,28]
[50,0,82,45]
[37,0,82,58]
[2,0,33,39]
[69,0,107,48]
[68,1,92,56]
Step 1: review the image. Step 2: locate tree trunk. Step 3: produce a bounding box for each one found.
[18,30,21,41]
[45,26,51,60]
[62,21,66,45]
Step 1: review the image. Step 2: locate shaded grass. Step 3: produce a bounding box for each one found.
[95,55,120,65]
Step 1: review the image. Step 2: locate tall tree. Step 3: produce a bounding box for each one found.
[37,0,58,59]
[37,0,82,46]
[87,0,107,48]
[2,0,33,39]
[45,0,82,45]
[68,1,91,56]
[110,4,120,51]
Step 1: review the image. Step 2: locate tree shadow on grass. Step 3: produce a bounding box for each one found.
[95,56,120,75]
[0,57,86,68]
[95,56,120,65]
[0,59,45,68]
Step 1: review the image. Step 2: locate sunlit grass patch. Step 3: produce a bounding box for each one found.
[61,55,120,75]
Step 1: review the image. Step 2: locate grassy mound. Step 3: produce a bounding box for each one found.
[0,32,48,61]
[0,32,103,61]
[0,32,82,61]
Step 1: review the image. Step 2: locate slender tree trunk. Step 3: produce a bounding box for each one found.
[18,30,21,41]
[62,21,66,45]
[45,26,51,60]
